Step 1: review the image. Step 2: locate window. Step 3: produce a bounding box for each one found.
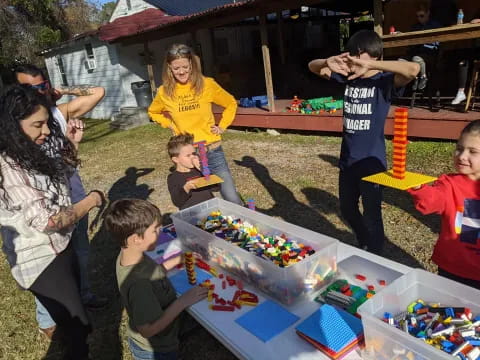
[84,43,97,71]
[85,43,95,59]
[56,55,68,86]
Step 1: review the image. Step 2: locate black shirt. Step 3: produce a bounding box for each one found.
[167,168,219,210]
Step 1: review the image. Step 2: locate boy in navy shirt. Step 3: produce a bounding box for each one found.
[308,30,420,254]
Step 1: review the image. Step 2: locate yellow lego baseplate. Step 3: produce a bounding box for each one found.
[362,170,437,190]
[192,174,224,188]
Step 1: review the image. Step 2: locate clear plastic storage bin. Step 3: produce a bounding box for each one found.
[171,198,338,304]
[358,269,480,359]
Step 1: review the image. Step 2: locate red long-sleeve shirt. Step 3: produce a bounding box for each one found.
[408,174,480,280]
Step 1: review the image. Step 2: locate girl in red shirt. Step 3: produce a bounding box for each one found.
[408,120,480,289]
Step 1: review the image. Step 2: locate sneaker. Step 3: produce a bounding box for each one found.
[38,325,56,341]
[412,77,419,91]
[451,92,466,105]
[418,76,428,90]
[83,295,109,310]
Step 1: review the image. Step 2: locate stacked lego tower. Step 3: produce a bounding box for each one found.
[392,108,408,180]
[247,199,255,211]
[196,141,210,180]
[184,251,197,285]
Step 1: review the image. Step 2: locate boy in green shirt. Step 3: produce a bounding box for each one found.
[105,199,208,359]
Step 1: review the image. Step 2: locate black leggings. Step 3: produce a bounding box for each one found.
[30,245,91,359]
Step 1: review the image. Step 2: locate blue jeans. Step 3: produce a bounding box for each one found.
[36,215,91,329]
[128,338,178,360]
[339,170,385,254]
[207,146,242,205]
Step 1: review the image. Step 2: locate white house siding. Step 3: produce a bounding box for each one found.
[45,38,125,119]
[115,42,149,108]
[110,0,156,22]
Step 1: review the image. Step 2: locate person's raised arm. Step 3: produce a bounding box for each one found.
[308,53,350,80]
[45,191,103,232]
[347,56,420,87]
[56,85,105,119]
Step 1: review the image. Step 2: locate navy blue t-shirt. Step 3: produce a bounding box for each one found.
[331,71,396,177]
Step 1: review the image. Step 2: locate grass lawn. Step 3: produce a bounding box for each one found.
[0,119,456,359]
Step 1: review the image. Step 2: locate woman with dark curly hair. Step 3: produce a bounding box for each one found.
[0,85,103,359]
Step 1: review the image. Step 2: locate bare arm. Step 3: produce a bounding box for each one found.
[308,59,331,79]
[56,85,105,119]
[347,56,420,87]
[370,60,420,88]
[137,285,208,338]
[308,54,350,80]
[45,191,102,232]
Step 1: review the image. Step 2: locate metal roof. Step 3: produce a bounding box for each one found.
[144,0,238,16]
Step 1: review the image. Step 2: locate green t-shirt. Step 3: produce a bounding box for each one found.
[116,254,180,352]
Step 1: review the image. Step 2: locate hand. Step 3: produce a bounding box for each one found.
[183,180,197,193]
[326,53,351,76]
[210,125,224,135]
[179,285,209,308]
[162,254,183,271]
[66,118,85,144]
[346,55,373,80]
[192,155,201,171]
[471,19,480,24]
[88,190,105,207]
[51,88,63,102]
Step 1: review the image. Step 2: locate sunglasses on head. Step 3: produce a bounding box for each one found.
[30,80,50,91]
[168,47,191,56]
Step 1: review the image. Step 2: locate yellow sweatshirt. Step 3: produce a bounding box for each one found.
[148,77,237,144]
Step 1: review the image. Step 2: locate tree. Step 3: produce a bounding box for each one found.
[0,0,101,68]
[97,1,115,24]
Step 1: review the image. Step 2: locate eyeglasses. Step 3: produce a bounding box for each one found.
[417,13,426,19]
[168,47,191,56]
[30,80,50,91]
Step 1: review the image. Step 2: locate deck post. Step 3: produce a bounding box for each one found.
[373,0,383,36]
[144,41,157,98]
[259,15,276,112]
[276,11,286,65]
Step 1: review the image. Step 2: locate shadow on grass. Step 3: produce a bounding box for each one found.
[85,167,155,359]
[318,153,440,234]
[82,119,118,144]
[234,155,351,240]
[235,155,423,269]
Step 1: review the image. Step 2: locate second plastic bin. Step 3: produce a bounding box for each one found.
[171,198,338,305]
[358,269,480,360]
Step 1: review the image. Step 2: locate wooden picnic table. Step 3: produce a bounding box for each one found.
[382,22,480,48]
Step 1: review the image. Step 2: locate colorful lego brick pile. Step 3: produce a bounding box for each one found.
[286,96,343,114]
[197,211,316,268]
[200,273,259,312]
[383,299,480,358]
[316,278,384,315]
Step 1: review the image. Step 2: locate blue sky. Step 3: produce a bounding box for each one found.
[92,0,116,6]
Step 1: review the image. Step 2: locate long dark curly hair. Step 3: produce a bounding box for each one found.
[0,85,79,200]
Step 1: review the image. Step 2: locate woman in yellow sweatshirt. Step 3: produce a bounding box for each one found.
[148,44,242,205]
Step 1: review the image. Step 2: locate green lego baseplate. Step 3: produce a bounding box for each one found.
[315,279,375,314]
